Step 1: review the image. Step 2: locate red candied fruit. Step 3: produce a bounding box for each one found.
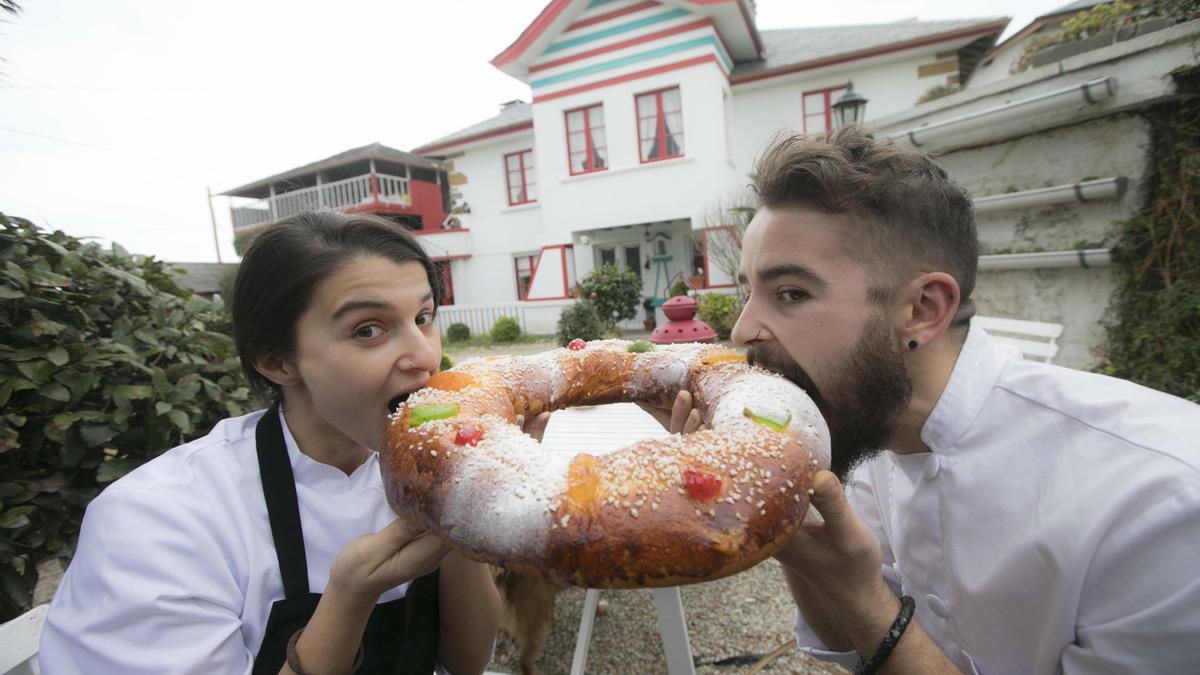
[683,467,722,501]
[454,426,484,446]
[567,338,588,351]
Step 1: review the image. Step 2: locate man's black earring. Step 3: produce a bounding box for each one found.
[907,340,918,351]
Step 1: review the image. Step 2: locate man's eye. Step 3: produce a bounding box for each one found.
[778,288,809,304]
[354,324,384,339]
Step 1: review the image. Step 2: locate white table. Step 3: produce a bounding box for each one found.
[540,403,696,675]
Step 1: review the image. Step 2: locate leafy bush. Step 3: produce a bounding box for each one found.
[577,264,642,326]
[445,322,470,343]
[556,301,607,346]
[698,292,741,340]
[0,213,250,620]
[490,316,521,343]
[440,353,454,371]
[669,279,691,298]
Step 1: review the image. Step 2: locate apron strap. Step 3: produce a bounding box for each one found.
[255,405,310,600]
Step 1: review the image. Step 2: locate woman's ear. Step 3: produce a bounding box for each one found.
[253,353,301,388]
[898,272,960,350]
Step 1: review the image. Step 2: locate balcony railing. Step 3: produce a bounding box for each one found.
[230,173,410,229]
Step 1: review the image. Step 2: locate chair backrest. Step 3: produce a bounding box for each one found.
[0,604,48,675]
[973,315,1064,363]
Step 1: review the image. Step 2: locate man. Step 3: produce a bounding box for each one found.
[661,127,1200,673]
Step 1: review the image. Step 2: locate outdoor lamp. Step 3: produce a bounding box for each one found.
[832,81,868,128]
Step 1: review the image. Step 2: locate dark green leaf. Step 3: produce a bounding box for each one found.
[155,401,173,416]
[96,456,140,483]
[38,383,71,403]
[16,361,52,384]
[46,346,70,367]
[167,409,190,433]
[79,424,117,447]
[112,384,153,401]
[0,286,23,300]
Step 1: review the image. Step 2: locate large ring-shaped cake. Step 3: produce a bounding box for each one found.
[382,339,830,588]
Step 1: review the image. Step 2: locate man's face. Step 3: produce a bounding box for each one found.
[733,206,912,480]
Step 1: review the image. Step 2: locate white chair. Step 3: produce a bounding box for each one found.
[0,604,48,675]
[541,404,697,675]
[973,315,1064,363]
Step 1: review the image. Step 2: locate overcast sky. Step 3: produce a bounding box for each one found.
[0,0,1063,263]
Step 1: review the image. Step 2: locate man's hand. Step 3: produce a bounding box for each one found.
[775,470,899,655]
[638,390,704,433]
[517,411,552,442]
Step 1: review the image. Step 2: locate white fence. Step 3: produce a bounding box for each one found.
[435,299,574,337]
[229,173,410,230]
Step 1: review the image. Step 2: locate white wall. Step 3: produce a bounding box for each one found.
[729,49,960,176]
[533,64,739,240]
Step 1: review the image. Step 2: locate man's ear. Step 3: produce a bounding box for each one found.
[253,353,301,388]
[897,272,960,349]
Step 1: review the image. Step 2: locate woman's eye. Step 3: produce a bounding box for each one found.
[354,324,384,339]
[415,310,435,327]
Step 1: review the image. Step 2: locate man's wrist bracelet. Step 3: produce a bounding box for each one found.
[854,594,915,675]
[286,627,364,675]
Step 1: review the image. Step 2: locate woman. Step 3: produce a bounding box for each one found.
[41,212,506,674]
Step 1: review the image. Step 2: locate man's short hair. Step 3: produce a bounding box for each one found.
[751,125,978,327]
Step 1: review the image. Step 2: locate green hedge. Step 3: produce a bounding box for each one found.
[578,264,642,326]
[490,316,521,343]
[0,213,250,620]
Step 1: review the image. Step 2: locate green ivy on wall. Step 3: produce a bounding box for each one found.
[1097,67,1200,402]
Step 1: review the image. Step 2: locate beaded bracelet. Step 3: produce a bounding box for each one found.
[286,627,364,675]
[854,594,916,675]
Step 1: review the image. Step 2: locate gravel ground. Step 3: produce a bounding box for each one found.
[486,559,846,675]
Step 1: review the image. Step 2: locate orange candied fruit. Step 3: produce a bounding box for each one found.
[701,350,747,366]
[566,453,600,510]
[427,371,478,392]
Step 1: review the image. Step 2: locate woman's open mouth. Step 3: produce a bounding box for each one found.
[388,392,412,414]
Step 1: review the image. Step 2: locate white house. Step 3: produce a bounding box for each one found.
[407,0,1006,333]
[224,1,1007,335]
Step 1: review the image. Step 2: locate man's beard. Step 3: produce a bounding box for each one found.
[747,314,912,482]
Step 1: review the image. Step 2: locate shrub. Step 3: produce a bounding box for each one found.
[445,322,470,343]
[490,316,521,343]
[669,279,691,298]
[697,292,741,340]
[577,264,642,326]
[440,353,454,371]
[556,301,607,346]
[0,213,249,620]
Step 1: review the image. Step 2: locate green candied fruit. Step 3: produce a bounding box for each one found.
[627,340,655,353]
[743,406,791,433]
[409,403,459,427]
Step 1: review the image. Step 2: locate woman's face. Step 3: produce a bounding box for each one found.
[287,256,442,450]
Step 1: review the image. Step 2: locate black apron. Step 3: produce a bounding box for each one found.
[251,407,440,675]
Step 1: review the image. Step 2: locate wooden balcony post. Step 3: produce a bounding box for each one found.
[369,159,380,204]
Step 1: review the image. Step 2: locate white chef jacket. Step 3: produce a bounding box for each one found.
[40,409,413,675]
[795,324,1200,674]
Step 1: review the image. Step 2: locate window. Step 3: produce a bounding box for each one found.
[596,244,642,279]
[514,254,538,301]
[565,104,607,175]
[636,87,685,162]
[802,85,848,135]
[504,150,536,206]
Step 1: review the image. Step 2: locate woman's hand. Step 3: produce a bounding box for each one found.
[328,518,452,603]
[638,390,704,434]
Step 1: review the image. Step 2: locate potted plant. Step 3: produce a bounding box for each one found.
[642,297,657,331]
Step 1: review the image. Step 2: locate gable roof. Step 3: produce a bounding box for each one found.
[731,17,1008,83]
[493,0,763,79]
[220,143,442,198]
[412,102,535,156]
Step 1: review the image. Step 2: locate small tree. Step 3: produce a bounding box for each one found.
[577,264,642,327]
[699,193,756,298]
[445,322,470,343]
[556,301,607,346]
[697,292,741,340]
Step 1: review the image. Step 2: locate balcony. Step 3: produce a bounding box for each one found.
[230,173,411,230]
